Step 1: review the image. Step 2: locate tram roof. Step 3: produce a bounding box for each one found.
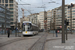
[23,21,38,27]
[23,21,31,23]
[31,24,38,27]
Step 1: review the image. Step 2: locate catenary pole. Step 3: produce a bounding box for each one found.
[62,0,65,43]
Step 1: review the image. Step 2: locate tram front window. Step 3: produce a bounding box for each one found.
[22,23,32,31]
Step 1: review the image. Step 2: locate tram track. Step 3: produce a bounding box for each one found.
[28,33,61,50]
[46,38,61,42]
[0,37,36,47]
[0,32,45,48]
[0,37,26,47]
[0,33,61,50]
[28,33,47,50]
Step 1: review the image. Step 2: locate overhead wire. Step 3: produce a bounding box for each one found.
[18,0,31,16]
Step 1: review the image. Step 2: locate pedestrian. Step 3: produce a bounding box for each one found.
[7,28,10,38]
[55,29,58,37]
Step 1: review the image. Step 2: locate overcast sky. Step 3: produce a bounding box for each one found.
[16,0,75,22]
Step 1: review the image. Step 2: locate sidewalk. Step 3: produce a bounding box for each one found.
[45,33,75,50]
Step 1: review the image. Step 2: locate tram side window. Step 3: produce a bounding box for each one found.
[32,26,38,31]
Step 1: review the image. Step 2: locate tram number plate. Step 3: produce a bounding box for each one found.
[26,31,27,33]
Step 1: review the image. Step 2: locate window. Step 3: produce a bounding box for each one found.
[0,18,4,22]
[72,21,75,23]
[10,12,13,14]
[72,8,75,9]
[0,13,5,17]
[73,16,75,17]
[72,10,75,12]
[72,13,75,15]
[11,19,13,21]
[5,4,8,7]
[2,0,4,3]
[68,14,70,15]
[10,4,13,7]
[9,8,13,10]
[10,0,13,3]
[11,15,13,17]
[11,22,13,24]
[68,16,70,18]
[5,0,8,3]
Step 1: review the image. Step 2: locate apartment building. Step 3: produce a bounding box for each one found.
[28,11,47,30]
[55,7,62,29]
[0,5,11,29]
[38,11,47,30]
[67,4,75,30]
[51,4,75,30]
[29,13,39,25]
[0,0,18,30]
[47,10,52,30]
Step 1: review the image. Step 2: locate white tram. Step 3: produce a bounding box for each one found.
[22,21,39,36]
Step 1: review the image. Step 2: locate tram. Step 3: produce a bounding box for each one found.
[22,21,39,36]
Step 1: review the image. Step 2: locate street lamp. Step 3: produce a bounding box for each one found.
[5,6,6,34]
[15,15,18,37]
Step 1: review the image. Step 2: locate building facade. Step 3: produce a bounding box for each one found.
[0,5,11,30]
[67,4,75,30]
[28,11,47,30]
[47,10,52,30]
[29,13,39,25]
[0,0,18,30]
[51,4,75,30]
[38,11,47,30]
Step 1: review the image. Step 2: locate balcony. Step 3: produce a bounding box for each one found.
[0,20,5,22]
[6,21,10,23]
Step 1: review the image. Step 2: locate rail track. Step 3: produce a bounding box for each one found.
[28,33,47,50]
[46,38,61,42]
[0,33,61,50]
[28,33,61,50]
[0,37,35,47]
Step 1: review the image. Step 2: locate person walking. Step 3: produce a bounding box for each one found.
[7,28,10,38]
[55,29,58,37]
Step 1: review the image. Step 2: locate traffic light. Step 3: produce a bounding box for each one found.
[68,5,71,8]
[64,19,67,25]
[66,22,69,25]
[64,19,69,26]
[71,3,74,7]
[45,18,47,20]
[68,3,74,9]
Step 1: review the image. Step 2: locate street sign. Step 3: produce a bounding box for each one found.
[44,20,47,23]
[57,30,59,33]
[60,26,62,28]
